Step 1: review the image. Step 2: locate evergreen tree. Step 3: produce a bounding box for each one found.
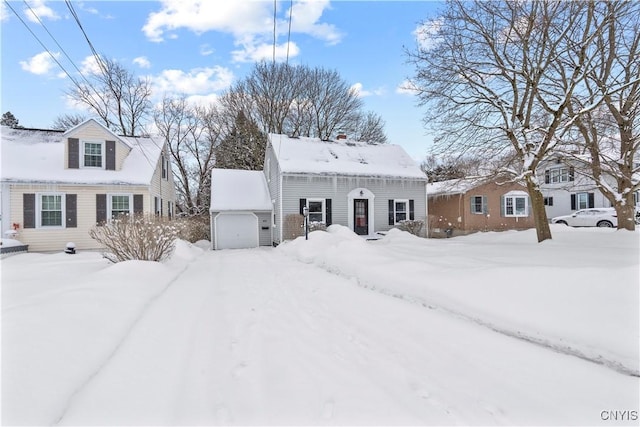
[1,111,20,128]
[214,112,266,170]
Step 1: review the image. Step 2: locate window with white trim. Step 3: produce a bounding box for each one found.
[307,199,325,223]
[109,194,133,219]
[38,193,64,227]
[83,141,104,168]
[545,166,574,184]
[394,199,408,224]
[576,192,589,210]
[503,194,528,217]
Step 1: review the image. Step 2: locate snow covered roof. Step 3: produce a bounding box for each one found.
[0,125,163,186]
[427,177,488,196]
[210,168,272,212]
[269,133,426,179]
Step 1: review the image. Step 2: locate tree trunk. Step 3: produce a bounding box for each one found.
[525,179,552,243]
[615,192,636,231]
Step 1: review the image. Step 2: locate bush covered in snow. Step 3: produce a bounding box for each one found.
[397,219,424,236]
[89,214,184,263]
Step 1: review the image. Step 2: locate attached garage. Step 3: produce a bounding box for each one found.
[210,169,273,250]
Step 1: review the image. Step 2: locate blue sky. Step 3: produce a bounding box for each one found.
[1,1,442,159]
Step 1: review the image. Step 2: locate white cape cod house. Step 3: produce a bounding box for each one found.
[0,119,176,252]
[209,133,427,249]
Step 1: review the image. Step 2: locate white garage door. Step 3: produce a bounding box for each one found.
[215,213,258,249]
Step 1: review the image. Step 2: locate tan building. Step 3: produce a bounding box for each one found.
[427,178,535,237]
[1,119,176,252]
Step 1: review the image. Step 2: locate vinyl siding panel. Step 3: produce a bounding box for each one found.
[264,143,281,242]
[149,146,177,218]
[9,183,150,251]
[280,175,427,237]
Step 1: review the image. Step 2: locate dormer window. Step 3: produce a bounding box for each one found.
[83,141,104,168]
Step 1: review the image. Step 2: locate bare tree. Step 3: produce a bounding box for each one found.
[67,57,152,136]
[407,0,610,242]
[154,97,219,214]
[51,113,88,131]
[222,62,386,142]
[563,1,640,230]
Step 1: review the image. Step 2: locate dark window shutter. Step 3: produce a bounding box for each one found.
[570,194,576,210]
[325,199,332,225]
[549,197,553,206]
[299,198,306,215]
[500,195,505,217]
[96,194,107,224]
[569,166,575,181]
[106,140,116,170]
[588,192,595,208]
[134,194,144,214]
[23,193,36,228]
[544,169,550,184]
[409,199,415,220]
[68,138,79,169]
[66,194,77,228]
[388,200,394,225]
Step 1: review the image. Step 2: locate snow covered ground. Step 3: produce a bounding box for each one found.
[1,226,638,425]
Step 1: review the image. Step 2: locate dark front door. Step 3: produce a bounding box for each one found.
[354,199,369,235]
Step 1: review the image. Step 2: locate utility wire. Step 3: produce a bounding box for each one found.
[273,0,277,63]
[22,0,95,89]
[4,0,83,92]
[286,0,293,65]
[65,0,109,77]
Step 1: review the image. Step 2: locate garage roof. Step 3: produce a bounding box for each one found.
[210,168,272,212]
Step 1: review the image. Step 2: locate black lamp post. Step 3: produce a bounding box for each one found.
[302,206,309,240]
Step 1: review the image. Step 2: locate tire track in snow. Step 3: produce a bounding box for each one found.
[51,255,202,426]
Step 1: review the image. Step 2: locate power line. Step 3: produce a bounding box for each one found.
[65,0,108,77]
[4,0,83,92]
[286,0,293,65]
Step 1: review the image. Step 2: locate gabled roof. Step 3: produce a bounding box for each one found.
[268,133,426,179]
[427,176,528,196]
[63,118,132,149]
[210,168,272,212]
[0,125,163,186]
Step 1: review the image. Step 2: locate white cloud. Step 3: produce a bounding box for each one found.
[1,2,9,22]
[142,0,341,60]
[396,80,420,96]
[351,82,385,98]
[133,56,152,69]
[24,0,60,23]
[80,55,103,75]
[19,51,60,75]
[151,66,234,96]
[199,44,215,56]
[414,18,443,51]
[232,41,300,63]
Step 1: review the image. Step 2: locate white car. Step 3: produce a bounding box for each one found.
[551,208,617,228]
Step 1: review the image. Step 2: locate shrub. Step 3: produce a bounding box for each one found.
[397,219,425,236]
[89,214,184,263]
[176,213,211,243]
[309,222,327,232]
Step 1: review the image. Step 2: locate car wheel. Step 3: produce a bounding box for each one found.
[555,220,568,225]
[597,220,613,228]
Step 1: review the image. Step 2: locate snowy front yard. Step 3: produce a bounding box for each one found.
[2,226,638,425]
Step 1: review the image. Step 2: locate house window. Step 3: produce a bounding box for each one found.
[471,196,486,214]
[83,141,104,168]
[307,199,325,223]
[576,192,589,210]
[503,194,528,217]
[38,194,64,227]
[109,194,132,219]
[168,201,174,220]
[394,199,408,224]
[161,155,170,180]
[544,197,554,206]
[545,167,574,184]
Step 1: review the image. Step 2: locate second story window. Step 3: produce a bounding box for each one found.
[544,166,574,184]
[83,141,104,168]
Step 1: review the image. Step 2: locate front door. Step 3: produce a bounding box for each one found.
[354,199,369,235]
